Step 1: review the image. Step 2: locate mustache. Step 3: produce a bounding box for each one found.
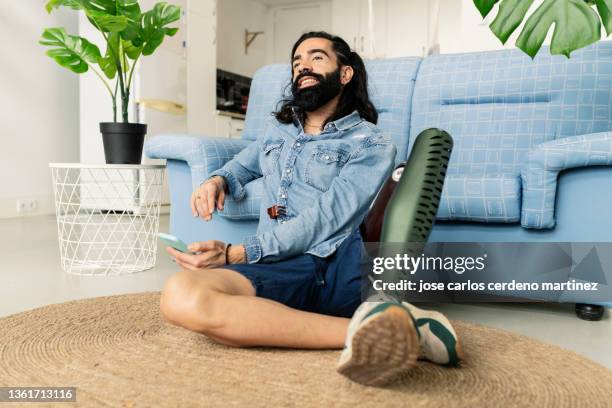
[293,71,325,86]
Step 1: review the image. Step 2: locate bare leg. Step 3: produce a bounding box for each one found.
[160,268,349,349]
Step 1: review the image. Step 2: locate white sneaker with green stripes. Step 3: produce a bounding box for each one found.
[337,301,419,386]
[402,302,463,366]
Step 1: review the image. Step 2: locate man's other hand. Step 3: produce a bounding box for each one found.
[166,240,226,270]
[191,176,226,221]
[166,240,247,270]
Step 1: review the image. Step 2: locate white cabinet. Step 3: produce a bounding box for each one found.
[385,0,430,57]
[331,0,360,52]
[215,112,245,139]
[332,0,388,59]
[333,0,458,59]
[185,0,217,135]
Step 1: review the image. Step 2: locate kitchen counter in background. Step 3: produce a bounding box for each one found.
[216,69,250,138]
[215,110,245,139]
[216,110,246,120]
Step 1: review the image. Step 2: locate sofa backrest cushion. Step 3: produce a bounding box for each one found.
[409,42,612,177]
[242,57,422,164]
[242,64,290,142]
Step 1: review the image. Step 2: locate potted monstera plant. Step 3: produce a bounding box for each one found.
[40,0,181,164]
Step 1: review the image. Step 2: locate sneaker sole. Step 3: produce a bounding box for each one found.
[337,305,418,386]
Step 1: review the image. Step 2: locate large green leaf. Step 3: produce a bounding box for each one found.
[490,0,535,44]
[85,0,140,20]
[595,0,612,34]
[45,0,82,13]
[473,0,499,18]
[122,39,142,59]
[98,52,117,78]
[474,0,604,58]
[86,10,129,32]
[98,33,135,79]
[45,0,141,38]
[81,0,140,37]
[49,0,139,37]
[98,32,119,79]
[118,0,143,41]
[40,27,101,74]
[139,2,181,56]
[516,0,601,58]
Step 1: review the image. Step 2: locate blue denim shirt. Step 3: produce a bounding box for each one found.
[209,110,397,263]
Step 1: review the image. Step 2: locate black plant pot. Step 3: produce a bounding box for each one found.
[100,122,147,164]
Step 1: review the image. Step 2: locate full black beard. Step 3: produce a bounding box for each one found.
[291,68,342,112]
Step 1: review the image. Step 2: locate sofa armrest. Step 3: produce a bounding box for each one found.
[144,135,252,188]
[521,132,612,229]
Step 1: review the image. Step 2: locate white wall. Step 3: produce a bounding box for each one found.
[0,4,79,218]
[439,0,561,55]
[217,0,268,77]
[137,0,188,136]
[385,0,430,57]
[78,12,117,164]
[437,0,514,54]
[186,0,217,135]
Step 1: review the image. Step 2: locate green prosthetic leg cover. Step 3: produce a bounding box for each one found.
[378,128,453,300]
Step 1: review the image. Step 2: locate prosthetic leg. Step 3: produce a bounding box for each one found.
[375,128,453,300]
[338,129,460,386]
[381,128,453,247]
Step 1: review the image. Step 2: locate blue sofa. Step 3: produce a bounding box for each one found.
[146,43,612,310]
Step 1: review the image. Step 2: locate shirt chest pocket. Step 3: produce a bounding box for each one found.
[260,140,284,176]
[305,147,350,192]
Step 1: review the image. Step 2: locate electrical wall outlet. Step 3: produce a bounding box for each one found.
[16,199,38,214]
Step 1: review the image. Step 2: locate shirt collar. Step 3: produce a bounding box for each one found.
[324,110,363,132]
[290,107,363,134]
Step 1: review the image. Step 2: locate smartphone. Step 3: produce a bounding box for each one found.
[157,232,194,254]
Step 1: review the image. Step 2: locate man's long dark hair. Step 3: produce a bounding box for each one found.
[274,31,378,127]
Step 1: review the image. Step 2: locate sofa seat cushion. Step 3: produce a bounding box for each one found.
[437,174,521,222]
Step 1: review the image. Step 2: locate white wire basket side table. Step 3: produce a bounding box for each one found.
[49,163,166,276]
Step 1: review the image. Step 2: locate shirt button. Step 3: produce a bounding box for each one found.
[286,169,291,174]
[281,194,286,198]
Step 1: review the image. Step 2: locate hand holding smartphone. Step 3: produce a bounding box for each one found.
[157,232,195,255]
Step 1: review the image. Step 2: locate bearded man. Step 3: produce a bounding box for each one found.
[160,31,461,386]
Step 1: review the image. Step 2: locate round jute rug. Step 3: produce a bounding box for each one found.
[1,293,611,407]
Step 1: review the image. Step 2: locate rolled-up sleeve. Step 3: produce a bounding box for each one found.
[208,140,262,200]
[244,135,396,263]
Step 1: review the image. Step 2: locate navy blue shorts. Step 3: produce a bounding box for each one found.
[224,230,366,317]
